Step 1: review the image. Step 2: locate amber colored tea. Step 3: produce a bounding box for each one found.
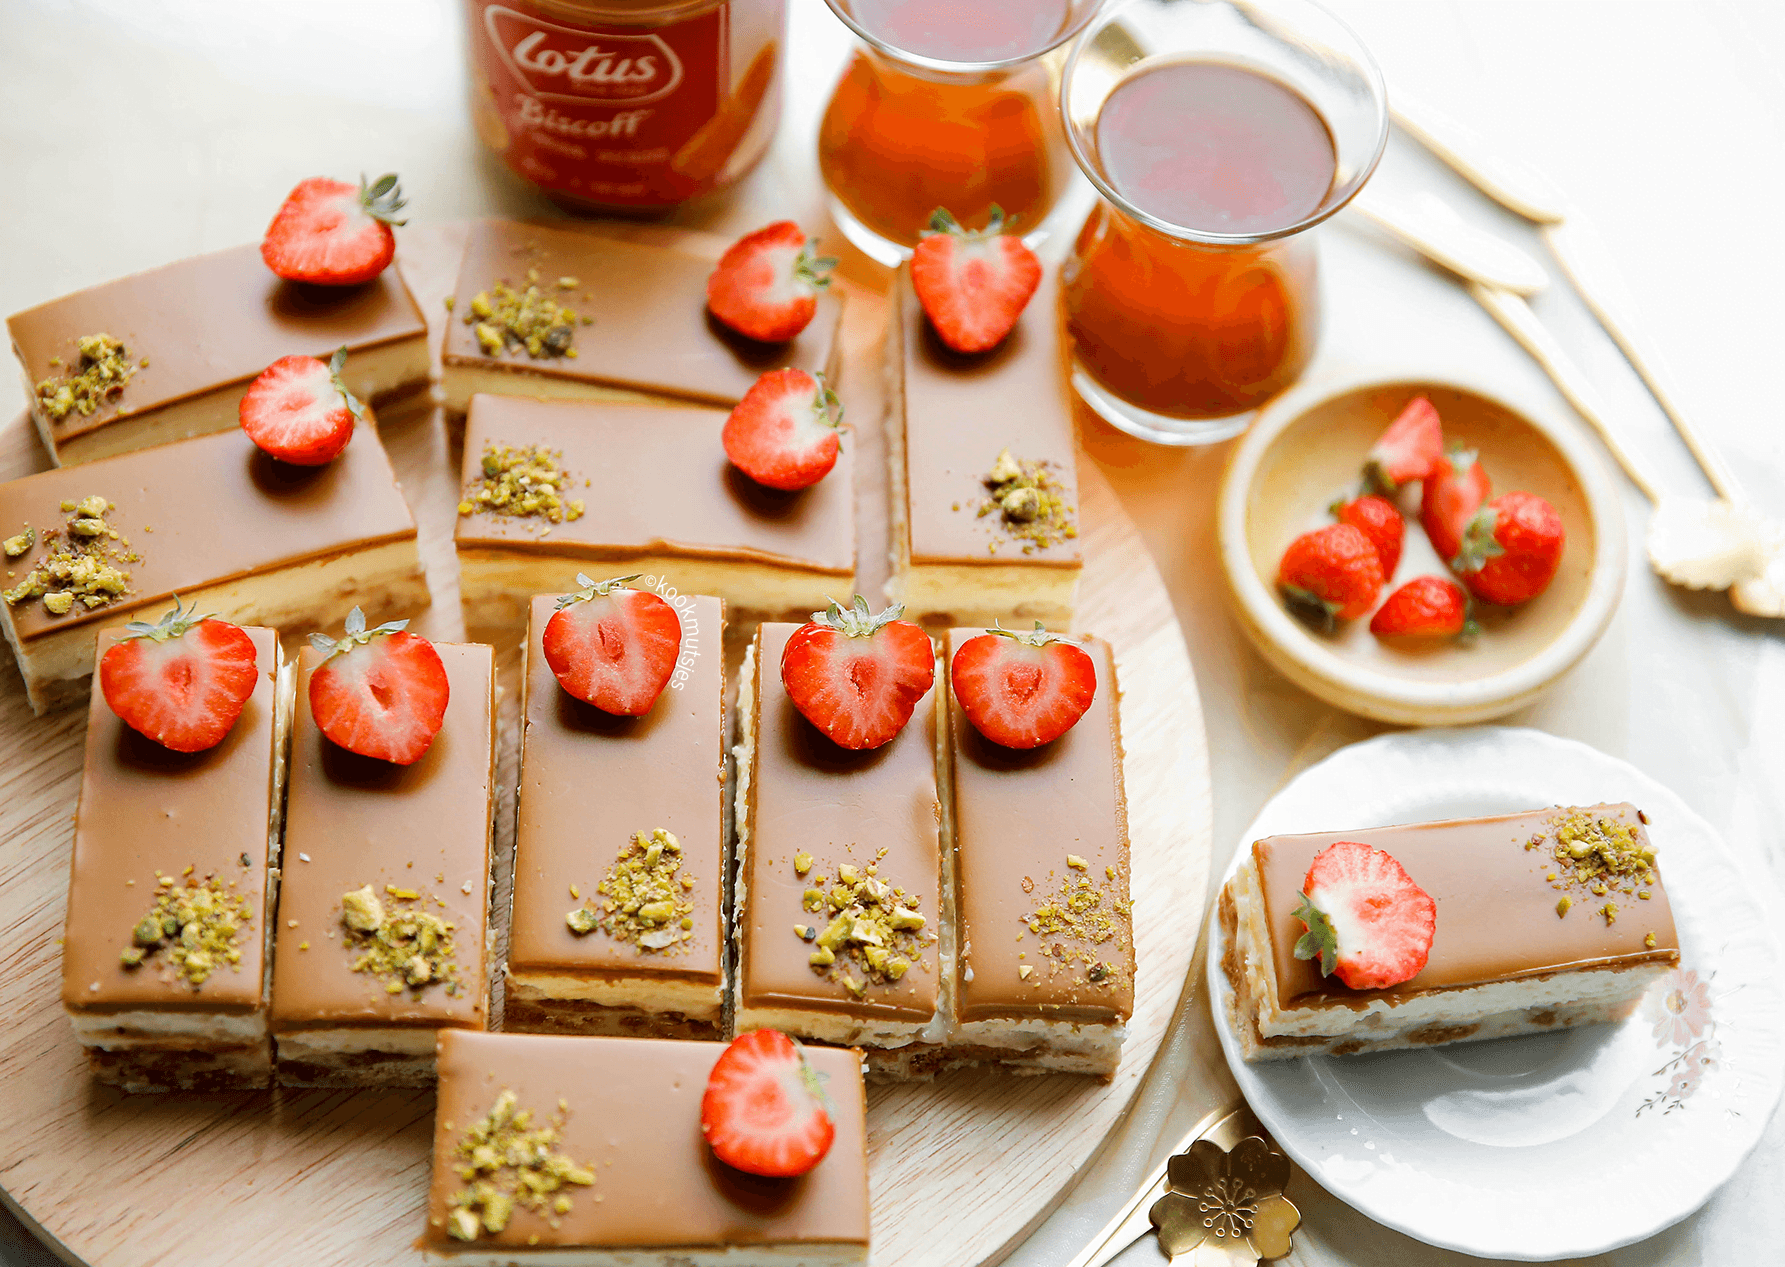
[818,0,1076,251]
[1065,59,1336,419]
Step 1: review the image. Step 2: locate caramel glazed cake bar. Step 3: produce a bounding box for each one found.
[0,418,425,713]
[61,628,291,1091]
[8,242,429,466]
[1223,804,1681,1060]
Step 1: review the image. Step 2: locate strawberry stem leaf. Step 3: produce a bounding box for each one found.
[811,594,906,638]
[327,345,367,424]
[359,172,408,227]
[1292,892,1339,977]
[795,244,837,290]
[556,573,642,608]
[923,204,1016,240]
[984,619,1073,648]
[1450,507,1505,574]
[1281,583,1340,632]
[311,604,409,659]
[122,594,215,642]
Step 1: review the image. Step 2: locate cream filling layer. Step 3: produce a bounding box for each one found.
[457,550,849,629]
[4,538,427,710]
[44,338,432,466]
[1229,857,1672,1044]
[72,1009,267,1047]
[422,1242,867,1266]
[276,1027,440,1059]
[507,973,723,1018]
[888,562,1078,630]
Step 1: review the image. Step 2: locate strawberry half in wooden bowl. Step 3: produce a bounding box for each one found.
[1218,374,1627,725]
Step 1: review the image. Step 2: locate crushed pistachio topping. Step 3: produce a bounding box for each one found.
[1526,809,1659,925]
[796,851,936,993]
[464,270,580,359]
[339,884,462,995]
[976,448,1076,554]
[458,442,586,526]
[446,1089,595,1241]
[2,495,134,614]
[565,828,696,953]
[1020,855,1130,989]
[35,333,139,422]
[120,870,254,987]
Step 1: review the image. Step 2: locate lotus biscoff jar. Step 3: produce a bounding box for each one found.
[466,0,787,211]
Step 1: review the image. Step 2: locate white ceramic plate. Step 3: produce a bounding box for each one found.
[1207,727,1785,1261]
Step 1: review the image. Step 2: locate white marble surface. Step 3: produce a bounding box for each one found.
[1,1,1781,1264]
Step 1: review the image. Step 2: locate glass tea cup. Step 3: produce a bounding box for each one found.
[817,0,1104,264]
[1060,0,1387,444]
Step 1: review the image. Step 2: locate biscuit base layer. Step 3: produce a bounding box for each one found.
[1220,873,1669,1061]
[84,1040,272,1093]
[503,989,723,1041]
[6,541,428,714]
[275,1031,441,1088]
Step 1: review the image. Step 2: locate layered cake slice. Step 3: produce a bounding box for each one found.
[1222,804,1683,1060]
[268,641,496,1086]
[507,593,726,1038]
[944,629,1133,1077]
[422,1031,869,1265]
[7,244,429,465]
[733,622,947,1079]
[454,395,854,627]
[0,419,426,713]
[61,626,288,1091]
[439,220,843,413]
[887,264,1082,628]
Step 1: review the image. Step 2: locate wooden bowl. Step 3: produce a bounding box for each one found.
[1218,374,1626,725]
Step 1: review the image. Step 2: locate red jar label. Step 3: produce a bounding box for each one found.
[469,2,743,207]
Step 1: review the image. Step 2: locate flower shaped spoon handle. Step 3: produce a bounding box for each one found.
[1066,1109,1300,1267]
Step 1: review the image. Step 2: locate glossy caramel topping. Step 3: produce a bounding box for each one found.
[509,593,725,984]
[6,244,426,441]
[442,220,843,406]
[1255,804,1682,1009]
[894,263,1081,568]
[269,643,494,1032]
[455,396,853,576]
[0,420,417,645]
[947,631,1132,1025]
[738,623,942,1023]
[62,627,281,1014]
[424,1031,869,1251]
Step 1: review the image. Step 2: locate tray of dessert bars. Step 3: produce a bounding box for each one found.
[0,218,1213,1267]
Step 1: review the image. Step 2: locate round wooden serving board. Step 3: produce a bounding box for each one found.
[0,223,1212,1267]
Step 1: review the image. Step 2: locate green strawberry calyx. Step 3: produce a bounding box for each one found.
[1281,583,1341,632]
[326,345,367,424]
[309,605,408,660]
[1292,891,1340,978]
[923,204,1018,242]
[984,619,1075,649]
[122,594,214,643]
[556,573,641,610]
[1450,506,1506,574]
[810,594,905,640]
